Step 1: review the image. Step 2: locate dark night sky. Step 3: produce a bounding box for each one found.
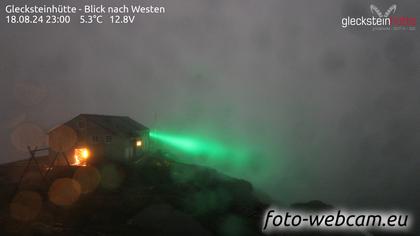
[1,0,419,228]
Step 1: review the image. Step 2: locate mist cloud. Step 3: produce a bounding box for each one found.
[1,0,419,228]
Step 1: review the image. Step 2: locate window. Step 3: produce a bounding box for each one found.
[105,136,112,143]
[92,136,99,143]
[136,140,142,147]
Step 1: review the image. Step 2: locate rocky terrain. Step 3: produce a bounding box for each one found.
[0,154,267,235]
[0,154,414,236]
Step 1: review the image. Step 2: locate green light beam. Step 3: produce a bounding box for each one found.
[149,131,227,156]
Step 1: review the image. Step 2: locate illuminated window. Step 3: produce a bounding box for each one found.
[136,140,142,147]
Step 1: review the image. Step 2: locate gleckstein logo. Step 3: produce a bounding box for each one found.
[341,4,416,31]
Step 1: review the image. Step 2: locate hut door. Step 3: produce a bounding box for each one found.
[125,147,133,160]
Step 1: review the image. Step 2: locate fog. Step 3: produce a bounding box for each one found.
[1,0,419,227]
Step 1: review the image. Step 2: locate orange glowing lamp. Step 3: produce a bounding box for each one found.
[73,148,90,166]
